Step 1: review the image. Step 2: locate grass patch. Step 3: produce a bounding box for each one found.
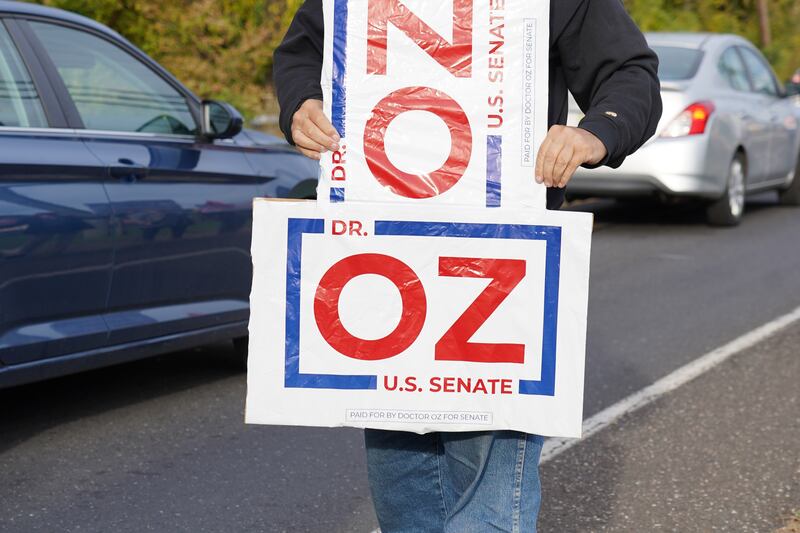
[776,509,800,533]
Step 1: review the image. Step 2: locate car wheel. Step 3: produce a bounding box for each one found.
[233,336,249,370]
[706,154,746,227]
[778,154,800,206]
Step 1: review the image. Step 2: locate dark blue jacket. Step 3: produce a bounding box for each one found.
[274,0,663,208]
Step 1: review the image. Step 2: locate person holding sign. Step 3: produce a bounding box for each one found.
[272,0,661,530]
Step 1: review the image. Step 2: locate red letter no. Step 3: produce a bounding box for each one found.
[364,86,472,199]
[314,254,427,360]
[367,0,473,77]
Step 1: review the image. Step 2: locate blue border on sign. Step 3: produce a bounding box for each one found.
[486,136,502,208]
[331,0,347,138]
[284,219,562,396]
[329,187,346,203]
[374,221,561,397]
[285,218,378,390]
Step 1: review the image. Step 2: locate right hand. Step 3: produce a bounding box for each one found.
[291,99,340,160]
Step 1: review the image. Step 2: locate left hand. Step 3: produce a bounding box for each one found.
[535,125,607,188]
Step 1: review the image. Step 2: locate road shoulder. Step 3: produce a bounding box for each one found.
[539,322,800,532]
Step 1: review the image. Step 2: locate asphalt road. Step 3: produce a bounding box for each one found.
[540,318,800,532]
[2,194,799,532]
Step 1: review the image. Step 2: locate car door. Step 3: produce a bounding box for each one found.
[730,46,775,184]
[24,19,259,345]
[0,18,113,366]
[716,46,762,174]
[739,46,795,182]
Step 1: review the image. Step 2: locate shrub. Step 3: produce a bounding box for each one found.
[25,0,800,119]
[27,0,302,119]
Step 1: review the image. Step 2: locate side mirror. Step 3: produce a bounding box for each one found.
[786,82,800,97]
[202,100,244,139]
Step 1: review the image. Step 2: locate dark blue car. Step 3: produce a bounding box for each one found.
[0,1,319,387]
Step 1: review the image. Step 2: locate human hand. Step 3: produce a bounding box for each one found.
[535,125,607,188]
[291,99,340,160]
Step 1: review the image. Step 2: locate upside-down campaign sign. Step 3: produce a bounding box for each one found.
[246,0,594,438]
[245,200,593,437]
[318,0,550,208]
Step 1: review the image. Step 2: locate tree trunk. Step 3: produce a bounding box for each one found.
[757,0,772,48]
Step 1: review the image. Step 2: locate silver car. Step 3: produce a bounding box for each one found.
[568,33,800,225]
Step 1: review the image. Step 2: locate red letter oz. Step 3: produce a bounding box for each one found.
[436,257,526,364]
[314,254,426,360]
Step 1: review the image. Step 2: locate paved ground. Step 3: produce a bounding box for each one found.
[1,196,799,532]
[573,196,800,418]
[0,348,374,533]
[540,320,800,532]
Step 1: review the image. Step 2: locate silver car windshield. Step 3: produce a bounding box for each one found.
[652,46,704,81]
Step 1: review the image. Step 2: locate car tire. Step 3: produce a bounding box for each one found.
[706,154,746,227]
[233,336,249,370]
[778,154,800,206]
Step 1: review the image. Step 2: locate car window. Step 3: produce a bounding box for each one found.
[718,47,750,92]
[29,21,197,135]
[0,22,47,128]
[651,46,704,81]
[738,47,779,97]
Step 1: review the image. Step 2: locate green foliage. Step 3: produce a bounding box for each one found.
[26,0,303,118]
[625,0,800,80]
[24,0,800,118]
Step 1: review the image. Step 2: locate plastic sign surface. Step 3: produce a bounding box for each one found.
[319,0,550,208]
[246,200,592,438]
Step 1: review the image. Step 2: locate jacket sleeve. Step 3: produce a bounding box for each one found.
[557,0,662,168]
[273,0,325,145]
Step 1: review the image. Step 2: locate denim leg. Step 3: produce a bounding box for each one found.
[440,431,544,533]
[364,429,447,533]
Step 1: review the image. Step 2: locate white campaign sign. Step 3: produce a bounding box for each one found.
[247,0,594,438]
[318,0,550,208]
[246,200,592,438]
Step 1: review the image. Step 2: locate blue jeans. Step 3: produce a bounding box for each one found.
[365,430,544,533]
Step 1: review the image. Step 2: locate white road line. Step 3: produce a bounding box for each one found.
[540,305,800,464]
[367,306,800,532]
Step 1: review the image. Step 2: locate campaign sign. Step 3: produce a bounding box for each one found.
[319,0,550,209]
[246,200,592,438]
